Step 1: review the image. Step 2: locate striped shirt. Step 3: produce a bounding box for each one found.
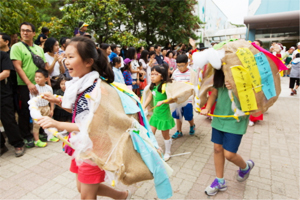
[29,84,53,106]
[172,68,192,103]
[72,81,97,120]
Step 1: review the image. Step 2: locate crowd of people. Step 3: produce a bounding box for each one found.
[1,20,300,199]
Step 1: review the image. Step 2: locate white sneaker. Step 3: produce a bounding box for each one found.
[248,120,254,126]
[164,153,171,161]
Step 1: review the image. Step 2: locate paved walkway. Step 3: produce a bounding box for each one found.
[0,77,299,200]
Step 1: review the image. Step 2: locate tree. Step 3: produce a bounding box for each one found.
[0,0,50,35]
[42,0,145,47]
[120,0,203,46]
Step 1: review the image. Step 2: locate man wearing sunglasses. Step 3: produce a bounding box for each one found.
[10,22,48,148]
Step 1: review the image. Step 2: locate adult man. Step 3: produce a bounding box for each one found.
[0,33,25,157]
[10,22,48,148]
[154,45,164,65]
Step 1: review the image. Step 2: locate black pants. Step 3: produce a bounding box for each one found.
[17,85,33,141]
[289,78,300,89]
[0,95,24,148]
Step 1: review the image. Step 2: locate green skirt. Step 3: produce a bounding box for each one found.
[149,115,175,131]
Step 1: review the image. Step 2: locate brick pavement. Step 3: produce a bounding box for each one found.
[0,77,299,200]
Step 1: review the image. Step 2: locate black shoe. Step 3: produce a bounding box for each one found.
[15,146,25,157]
[0,145,8,156]
[25,138,35,148]
[39,134,48,142]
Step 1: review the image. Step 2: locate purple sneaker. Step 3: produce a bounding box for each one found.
[236,160,255,182]
[205,178,227,196]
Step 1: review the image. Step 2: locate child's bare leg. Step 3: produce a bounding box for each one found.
[33,132,39,141]
[77,175,128,200]
[224,149,247,169]
[151,126,157,135]
[214,143,225,178]
[188,119,195,126]
[161,130,170,140]
[176,119,182,132]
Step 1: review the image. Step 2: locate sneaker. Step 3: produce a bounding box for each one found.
[172,131,183,139]
[293,89,297,95]
[34,140,47,148]
[290,92,294,96]
[287,75,290,77]
[0,145,8,156]
[25,138,35,148]
[236,160,255,182]
[15,146,25,157]
[50,137,59,142]
[39,134,48,142]
[189,125,195,135]
[164,153,171,162]
[205,178,227,196]
[248,120,254,126]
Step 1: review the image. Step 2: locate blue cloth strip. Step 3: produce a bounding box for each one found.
[254,52,276,100]
[130,131,173,199]
[113,87,141,114]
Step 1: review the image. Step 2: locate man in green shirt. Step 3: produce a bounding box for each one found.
[10,22,48,148]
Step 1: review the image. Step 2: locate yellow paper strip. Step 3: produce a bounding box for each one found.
[236,48,262,93]
[231,65,258,111]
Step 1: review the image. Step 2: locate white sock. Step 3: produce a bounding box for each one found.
[164,139,172,154]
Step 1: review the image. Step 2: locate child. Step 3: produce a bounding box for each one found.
[38,37,130,200]
[29,69,58,147]
[143,65,175,161]
[122,58,137,90]
[137,61,147,97]
[200,68,254,196]
[127,47,140,94]
[34,27,49,47]
[53,77,72,122]
[171,54,195,139]
[289,53,300,95]
[112,57,125,84]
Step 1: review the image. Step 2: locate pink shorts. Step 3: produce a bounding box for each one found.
[70,159,105,184]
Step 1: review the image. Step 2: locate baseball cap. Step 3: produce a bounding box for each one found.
[124,58,132,65]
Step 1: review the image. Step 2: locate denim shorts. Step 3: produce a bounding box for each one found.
[211,128,243,153]
[172,103,193,121]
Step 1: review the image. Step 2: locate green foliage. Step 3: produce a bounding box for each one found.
[43,0,143,47]
[0,0,50,35]
[121,0,203,46]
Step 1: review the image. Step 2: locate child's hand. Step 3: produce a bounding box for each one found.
[132,81,136,85]
[54,54,59,61]
[225,81,232,90]
[37,116,57,129]
[49,110,54,117]
[156,100,165,107]
[200,109,209,115]
[42,93,60,104]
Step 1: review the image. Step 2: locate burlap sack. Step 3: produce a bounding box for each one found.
[195,40,280,113]
[88,81,153,185]
[197,64,214,109]
[166,81,195,104]
[221,40,281,113]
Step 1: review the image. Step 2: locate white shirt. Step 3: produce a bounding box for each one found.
[29,84,53,106]
[172,68,193,103]
[131,59,139,79]
[139,59,151,84]
[44,53,60,77]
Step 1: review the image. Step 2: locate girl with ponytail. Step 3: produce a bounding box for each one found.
[36,37,130,199]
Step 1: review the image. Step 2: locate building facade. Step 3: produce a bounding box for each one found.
[244,0,299,49]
